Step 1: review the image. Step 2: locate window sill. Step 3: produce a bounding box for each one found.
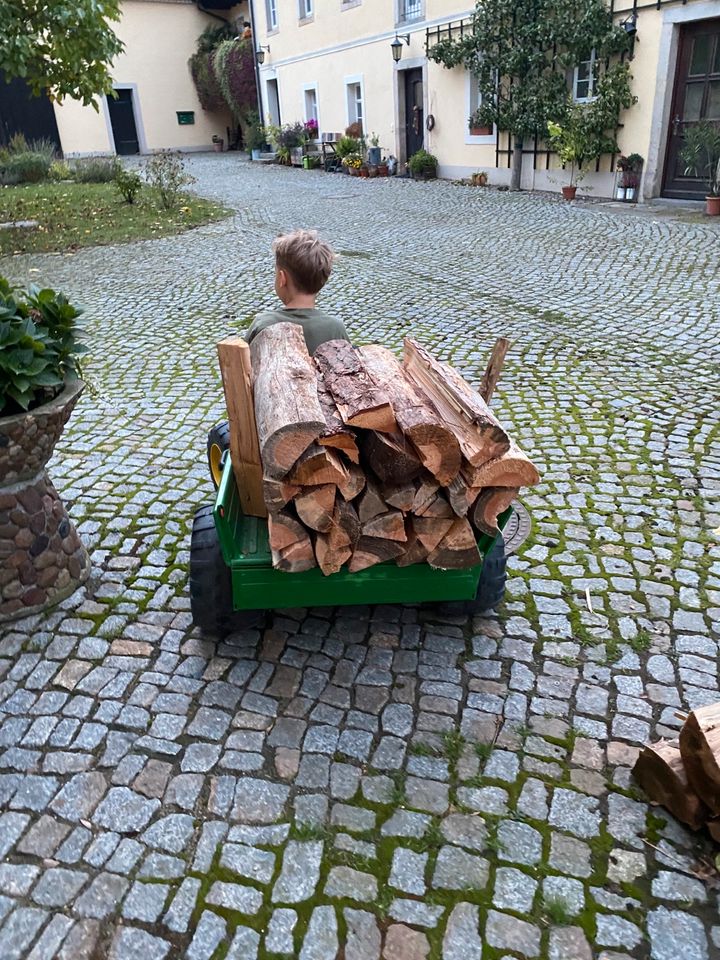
[267,27,279,36]
[465,133,496,145]
[298,15,314,24]
[396,13,424,26]
[341,0,362,9]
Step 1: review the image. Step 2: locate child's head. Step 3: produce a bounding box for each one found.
[272,230,335,302]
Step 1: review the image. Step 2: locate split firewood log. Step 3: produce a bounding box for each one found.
[382,481,416,513]
[415,492,455,519]
[294,484,336,533]
[336,461,366,502]
[403,338,510,467]
[360,344,461,484]
[633,739,708,831]
[348,536,406,573]
[357,478,387,523]
[413,516,454,554]
[446,474,482,518]
[396,520,430,567]
[309,499,361,576]
[263,477,301,513]
[361,431,423,485]
[288,444,350,487]
[471,487,518,536]
[250,323,325,479]
[428,518,480,569]
[314,340,397,433]
[463,440,540,488]
[412,477,440,514]
[361,510,407,542]
[316,372,360,463]
[268,511,316,572]
[679,705,720,815]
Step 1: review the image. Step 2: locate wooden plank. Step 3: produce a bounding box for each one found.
[479,336,511,404]
[217,337,267,518]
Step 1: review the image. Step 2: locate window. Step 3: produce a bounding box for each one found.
[573,50,598,102]
[299,0,312,19]
[399,0,422,21]
[266,0,278,31]
[346,81,363,127]
[304,86,318,130]
[468,73,493,137]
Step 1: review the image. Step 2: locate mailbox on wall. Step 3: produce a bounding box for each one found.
[176,111,195,125]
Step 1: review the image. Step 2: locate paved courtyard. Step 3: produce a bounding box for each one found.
[1,154,719,960]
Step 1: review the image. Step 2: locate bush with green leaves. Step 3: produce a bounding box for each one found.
[680,120,720,197]
[335,136,360,160]
[1,152,51,184]
[409,149,438,176]
[143,152,196,210]
[72,157,121,183]
[48,160,73,182]
[114,167,142,204]
[0,277,87,415]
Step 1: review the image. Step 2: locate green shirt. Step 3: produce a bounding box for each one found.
[245,307,350,356]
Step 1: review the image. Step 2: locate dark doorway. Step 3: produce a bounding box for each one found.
[404,69,424,161]
[107,89,140,155]
[663,18,720,199]
[0,70,60,150]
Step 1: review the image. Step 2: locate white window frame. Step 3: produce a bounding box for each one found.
[344,75,365,129]
[303,83,320,135]
[397,0,423,24]
[266,0,278,32]
[299,0,313,20]
[465,71,496,145]
[573,49,599,102]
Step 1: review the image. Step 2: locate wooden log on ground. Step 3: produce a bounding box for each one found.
[349,536,406,573]
[268,511,316,572]
[250,323,325,479]
[479,336,511,404]
[471,487,519,536]
[357,478,387,523]
[447,474,481,518]
[288,444,350,487]
[314,340,397,433]
[633,739,708,830]
[463,440,540,488]
[263,477,301,513]
[294,484,336,533]
[360,344,461,484]
[316,373,360,463]
[679,705,720,815]
[403,338,510,467]
[428,518,480,569]
[362,510,407,542]
[413,516,454,554]
[361,431,423,485]
[217,337,267,518]
[396,520,430,567]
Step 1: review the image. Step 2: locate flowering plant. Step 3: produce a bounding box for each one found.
[342,152,363,169]
[304,118,319,139]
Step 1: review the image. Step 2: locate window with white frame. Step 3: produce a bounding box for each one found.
[346,81,363,128]
[573,50,598,101]
[467,73,493,136]
[399,0,423,21]
[299,0,312,19]
[266,0,278,31]
[304,87,318,127]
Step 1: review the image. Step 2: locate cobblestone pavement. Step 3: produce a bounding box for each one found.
[1,154,719,960]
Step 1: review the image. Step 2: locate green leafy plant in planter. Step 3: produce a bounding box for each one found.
[0,277,87,414]
[680,120,720,215]
[408,148,438,180]
[336,136,360,161]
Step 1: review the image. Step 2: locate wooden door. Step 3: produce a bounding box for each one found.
[663,19,720,198]
[404,69,424,161]
[107,89,140,155]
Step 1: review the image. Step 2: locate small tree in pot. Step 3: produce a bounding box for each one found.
[408,148,438,180]
[0,278,91,621]
[680,120,720,216]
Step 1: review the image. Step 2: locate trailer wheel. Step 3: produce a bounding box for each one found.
[207,421,231,489]
[190,505,263,636]
[471,532,507,613]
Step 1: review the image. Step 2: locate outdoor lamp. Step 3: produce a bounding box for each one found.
[622,14,638,36]
[391,34,410,63]
[256,45,270,65]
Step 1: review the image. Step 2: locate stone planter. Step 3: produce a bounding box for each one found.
[0,380,90,622]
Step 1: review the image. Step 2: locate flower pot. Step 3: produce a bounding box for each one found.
[367,165,378,178]
[359,168,369,178]
[706,195,720,216]
[0,380,90,622]
[213,139,223,153]
[625,187,636,202]
[368,146,381,165]
[251,148,263,161]
[615,186,626,200]
[561,185,577,200]
[377,163,389,177]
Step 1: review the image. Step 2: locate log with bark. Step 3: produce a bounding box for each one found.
[316,373,360,463]
[428,518,480,570]
[464,440,541,488]
[471,487,519,537]
[268,511,316,573]
[314,340,397,433]
[679,705,720,816]
[632,739,708,831]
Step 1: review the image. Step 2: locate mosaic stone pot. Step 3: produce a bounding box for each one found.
[0,379,90,622]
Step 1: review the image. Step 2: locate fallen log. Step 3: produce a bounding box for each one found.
[316,373,360,464]
[403,338,510,467]
[361,431,423,486]
[360,344,461,484]
[250,323,325,479]
[471,487,518,536]
[464,440,540,488]
[362,510,407,543]
[679,705,720,815]
[295,484,336,533]
[314,340,397,433]
[428,518,480,569]
[268,511,316,572]
[633,739,708,831]
[348,536,406,573]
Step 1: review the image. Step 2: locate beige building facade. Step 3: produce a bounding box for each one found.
[254,0,720,200]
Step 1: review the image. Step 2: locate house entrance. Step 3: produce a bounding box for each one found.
[107,89,140,155]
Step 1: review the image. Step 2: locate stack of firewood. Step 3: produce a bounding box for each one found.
[218,324,540,576]
[633,705,720,838]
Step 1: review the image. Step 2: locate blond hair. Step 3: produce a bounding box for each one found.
[272,229,335,295]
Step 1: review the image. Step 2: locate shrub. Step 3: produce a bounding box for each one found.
[3,152,51,183]
[336,136,360,159]
[408,148,438,176]
[0,276,87,415]
[144,152,195,210]
[73,157,121,183]
[114,167,142,204]
[49,160,73,181]
[28,138,56,164]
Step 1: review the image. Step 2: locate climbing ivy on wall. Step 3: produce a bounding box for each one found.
[188,24,258,136]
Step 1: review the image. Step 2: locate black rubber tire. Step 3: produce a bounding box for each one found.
[430,533,507,617]
[207,420,231,489]
[189,504,264,637]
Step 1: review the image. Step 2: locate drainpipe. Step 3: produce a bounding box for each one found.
[246,0,265,129]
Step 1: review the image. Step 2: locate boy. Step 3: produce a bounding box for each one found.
[245,229,350,355]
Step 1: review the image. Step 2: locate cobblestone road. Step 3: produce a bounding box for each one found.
[1,155,719,960]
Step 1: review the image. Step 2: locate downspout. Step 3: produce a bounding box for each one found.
[246,0,265,128]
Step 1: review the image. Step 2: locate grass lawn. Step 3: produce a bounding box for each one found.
[0,181,231,256]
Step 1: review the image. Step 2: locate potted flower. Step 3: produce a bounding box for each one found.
[304,118,319,142]
[368,132,381,166]
[616,154,643,201]
[408,148,438,181]
[247,113,269,161]
[680,120,720,216]
[342,152,363,176]
[547,116,590,200]
[0,278,90,621]
[471,171,488,186]
[377,159,389,176]
[212,134,224,153]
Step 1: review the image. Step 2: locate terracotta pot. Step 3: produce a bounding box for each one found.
[359,168,369,178]
[562,185,577,200]
[213,139,223,153]
[377,164,389,176]
[0,380,90,621]
[706,195,720,216]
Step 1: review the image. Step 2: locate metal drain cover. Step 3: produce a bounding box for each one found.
[504,502,532,554]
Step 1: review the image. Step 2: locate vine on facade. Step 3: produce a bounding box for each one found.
[188,24,258,142]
